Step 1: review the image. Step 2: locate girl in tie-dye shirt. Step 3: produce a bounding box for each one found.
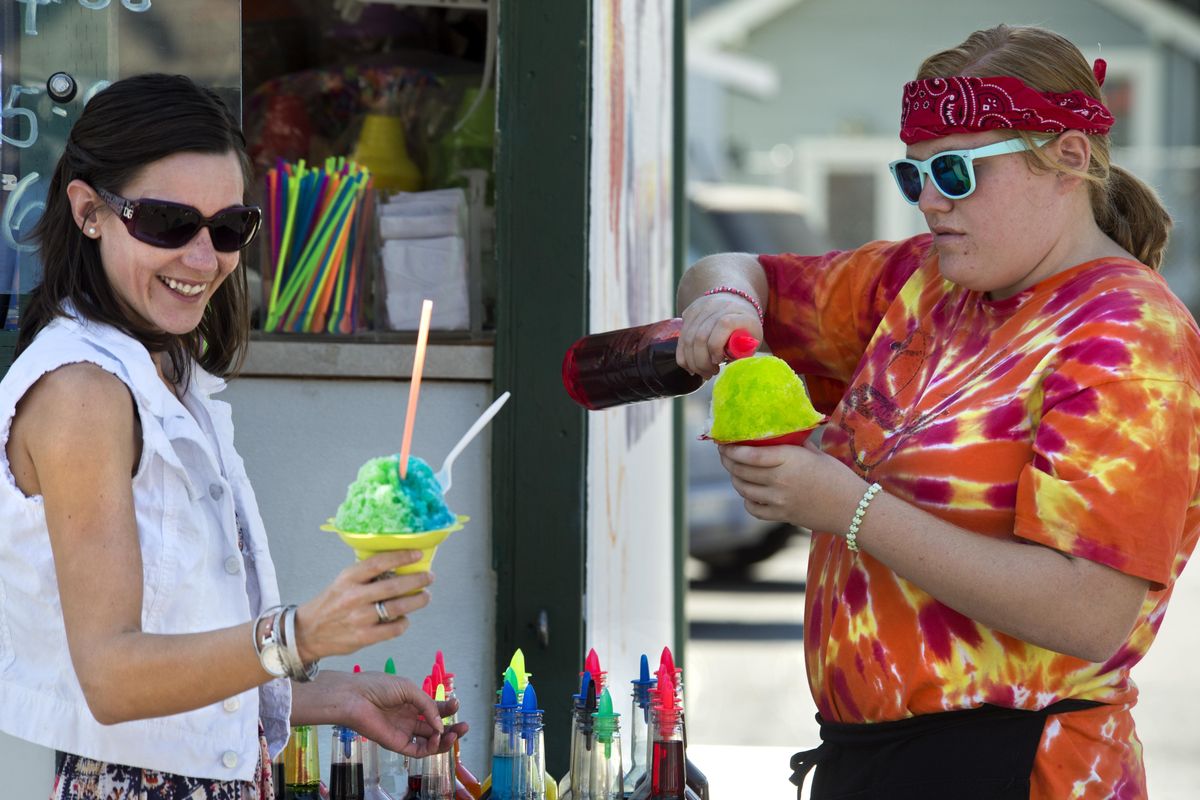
[675,24,1200,800]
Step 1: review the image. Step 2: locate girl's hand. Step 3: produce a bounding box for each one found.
[293,550,435,663]
[718,441,864,535]
[677,293,764,380]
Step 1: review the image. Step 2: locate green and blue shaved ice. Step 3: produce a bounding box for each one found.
[334,455,455,533]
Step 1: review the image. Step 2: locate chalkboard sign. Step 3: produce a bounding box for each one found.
[0,0,241,377]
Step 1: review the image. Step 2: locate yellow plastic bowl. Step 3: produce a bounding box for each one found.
[321,515,469,578]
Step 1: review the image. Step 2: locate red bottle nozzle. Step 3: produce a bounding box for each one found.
[724,329,759,360]
[434,649,455,681]
[659,646,676,679]
[583,647,607,690]
[653,668,681,734]
[585,647,601,678]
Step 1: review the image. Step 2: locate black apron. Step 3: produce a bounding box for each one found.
[790,698,1103,799]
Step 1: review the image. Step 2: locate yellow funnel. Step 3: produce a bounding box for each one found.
[353,113,422,192]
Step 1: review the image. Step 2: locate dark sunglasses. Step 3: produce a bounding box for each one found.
[96,187,262,252]
[888,137,1048,205]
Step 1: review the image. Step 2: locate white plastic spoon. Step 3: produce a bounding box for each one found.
[435,391,511,494]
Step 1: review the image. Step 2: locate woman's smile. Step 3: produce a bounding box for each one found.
[157,274,209,299]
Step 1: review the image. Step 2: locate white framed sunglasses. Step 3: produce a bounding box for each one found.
[888,137,1050,205]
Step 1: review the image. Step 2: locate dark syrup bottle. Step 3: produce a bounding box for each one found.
[330,725,365,800]
[401,757,423,800]
[272,750,286,800]
[651,739,686,800]
[562,318,758,410]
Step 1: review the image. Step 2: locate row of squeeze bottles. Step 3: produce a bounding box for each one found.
[271,648,709,800]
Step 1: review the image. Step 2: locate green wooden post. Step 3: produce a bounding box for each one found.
[492,0,592,780]
[672,0,689,667]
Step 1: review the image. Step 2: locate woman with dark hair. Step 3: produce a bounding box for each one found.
[0,74,466,798]
[677,25,1200,799]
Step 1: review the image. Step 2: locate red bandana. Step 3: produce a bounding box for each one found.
[899,75,1114,144]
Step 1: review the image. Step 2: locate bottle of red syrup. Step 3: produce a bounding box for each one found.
[648,670,691,800]
[562,319,759,410]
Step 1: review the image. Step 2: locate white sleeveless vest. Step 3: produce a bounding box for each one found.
[0,311,291,781]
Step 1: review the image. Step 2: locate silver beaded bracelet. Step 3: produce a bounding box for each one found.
[846,482,883,553]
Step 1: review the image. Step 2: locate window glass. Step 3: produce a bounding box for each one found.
[1,0,241,338]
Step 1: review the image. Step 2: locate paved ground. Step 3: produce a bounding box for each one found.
[684,536,1200,798]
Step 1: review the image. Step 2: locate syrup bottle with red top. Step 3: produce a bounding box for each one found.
[649,670,687,800]
[562,319,758,409]
[629,649,703,800]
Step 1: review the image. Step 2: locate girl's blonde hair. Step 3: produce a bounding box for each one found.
[917,25,1171,270]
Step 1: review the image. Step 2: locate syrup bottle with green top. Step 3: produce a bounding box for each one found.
[380,659,410,796]
[285,725,329,800]
[589,688,623,800]
[347,664,396,800]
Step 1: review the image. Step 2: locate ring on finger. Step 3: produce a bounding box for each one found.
[375,599,392,624]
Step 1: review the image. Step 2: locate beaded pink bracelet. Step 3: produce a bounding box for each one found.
[701,285,765,324]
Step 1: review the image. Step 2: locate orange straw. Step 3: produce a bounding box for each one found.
[398,299,434,480]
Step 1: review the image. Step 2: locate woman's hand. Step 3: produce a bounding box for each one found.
[675,253,770,380]
[292,670,469,757]
[677,293,764,380]
[721,442,1149,662]
[718,441,865,534]
[293,551,435,664]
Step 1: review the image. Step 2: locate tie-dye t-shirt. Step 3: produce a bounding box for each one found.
[760,234,1200,799]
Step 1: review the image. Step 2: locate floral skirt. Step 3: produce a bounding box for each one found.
[50,724,274,800]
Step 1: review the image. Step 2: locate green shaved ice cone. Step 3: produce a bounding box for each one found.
[708,355,824,442]
[333,455,456,534]
[334,456,417,533]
